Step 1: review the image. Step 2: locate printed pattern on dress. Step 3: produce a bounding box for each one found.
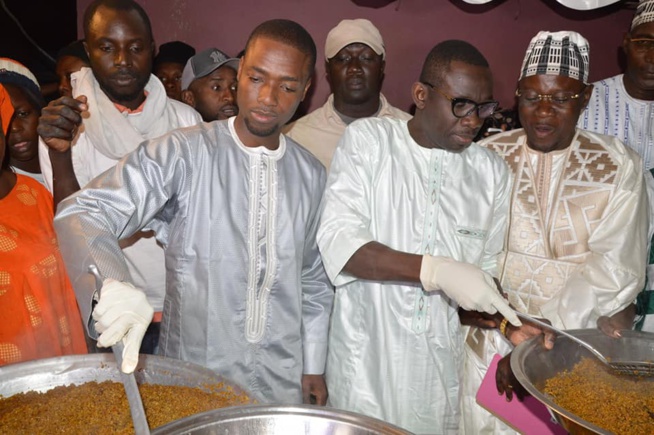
[483,131,619,314]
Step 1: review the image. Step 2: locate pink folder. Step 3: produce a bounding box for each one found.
[475,354,567,434]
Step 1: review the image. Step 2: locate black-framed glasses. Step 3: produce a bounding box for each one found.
[421,81,499,119]
[515,87,586,108]
[629,37,654,53]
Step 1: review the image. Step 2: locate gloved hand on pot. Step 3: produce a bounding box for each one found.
[92,279,154,374]
[420,255,521,327]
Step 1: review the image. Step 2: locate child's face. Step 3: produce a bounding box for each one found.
[5,85,40,162]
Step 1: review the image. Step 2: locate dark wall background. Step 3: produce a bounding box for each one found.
[0,0,77,92]
[75,0,636,113]
[0,0,638,112]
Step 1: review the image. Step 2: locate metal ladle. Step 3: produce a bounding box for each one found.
[516,311,654,377]
[88,264,151,435]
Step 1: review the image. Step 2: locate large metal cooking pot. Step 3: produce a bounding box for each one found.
[511,329,654,435]
[152,404,413,435]
[1,355,411,434]
[0,353,253,399]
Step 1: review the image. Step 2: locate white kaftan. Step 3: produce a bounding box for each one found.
[317,117,511,434]
[578,74,654,170]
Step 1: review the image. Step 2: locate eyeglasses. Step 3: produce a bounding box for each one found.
[629,37,654,53]
[515,87,586,108]
[421,81,499,119]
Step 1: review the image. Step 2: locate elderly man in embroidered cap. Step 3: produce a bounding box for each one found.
[458,31,649,434]
[578,0,654,332]
[284,18,410,171]
[180,48,239,122]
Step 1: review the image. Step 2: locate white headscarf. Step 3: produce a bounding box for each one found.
[72,67,185,159]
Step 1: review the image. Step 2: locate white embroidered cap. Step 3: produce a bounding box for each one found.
[632,0,654,30]
[519,31,590,84]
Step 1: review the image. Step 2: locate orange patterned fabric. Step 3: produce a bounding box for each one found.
[0,175,87,365]
[0,84,13,135]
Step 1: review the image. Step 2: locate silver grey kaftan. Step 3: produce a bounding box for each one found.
[53,118,334,403]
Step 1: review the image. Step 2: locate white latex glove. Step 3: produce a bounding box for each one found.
[420,255,521,327]
[92,279,154,374]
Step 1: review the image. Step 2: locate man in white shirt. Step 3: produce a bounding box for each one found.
[37,0,202,353]
[318,39,520,434]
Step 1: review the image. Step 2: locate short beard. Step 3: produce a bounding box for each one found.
[244,117,279,138]
[97,75,149,106]
[101,87,145,106]
[339,91,375,106]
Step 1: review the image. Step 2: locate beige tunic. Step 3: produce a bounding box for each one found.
[284,93,411,171]
[460,128,648,434]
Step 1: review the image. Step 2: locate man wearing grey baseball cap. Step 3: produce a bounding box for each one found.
[285,18,410,171]
[181,48,240,122]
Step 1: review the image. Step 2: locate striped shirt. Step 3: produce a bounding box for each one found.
[578,74,654,170]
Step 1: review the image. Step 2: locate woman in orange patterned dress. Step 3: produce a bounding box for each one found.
[0,83,87,365]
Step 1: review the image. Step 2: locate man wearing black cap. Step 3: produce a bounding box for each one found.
[154,41,195,101]
[55,40,90,98]
[285,18,409,171]
[181,48,239,121]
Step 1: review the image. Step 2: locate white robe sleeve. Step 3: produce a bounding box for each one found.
[540,149,649,329]
[54,132,186,333]
[317,124,376,287]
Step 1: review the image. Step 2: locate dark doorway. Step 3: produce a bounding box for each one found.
[0,0,77,95]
